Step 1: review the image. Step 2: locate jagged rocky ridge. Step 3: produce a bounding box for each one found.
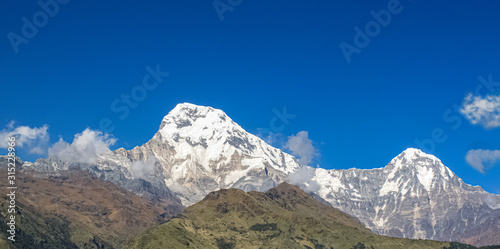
[23,103,500,246]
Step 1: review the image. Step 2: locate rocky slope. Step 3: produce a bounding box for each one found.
[127,182,452,249]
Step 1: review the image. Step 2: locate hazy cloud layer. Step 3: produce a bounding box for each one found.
[130,156,158,179]
[460,94,500,129]
[285,131,318,165]
[465,149,500,173]
[287,165,320,193]
[48,128,116,164]
[0,122,50,155]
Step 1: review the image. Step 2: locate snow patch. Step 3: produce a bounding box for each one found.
[416,165,434,192]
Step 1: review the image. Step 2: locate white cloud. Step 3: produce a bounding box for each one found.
[460,94,500,129]
[284,131,318,165]
[48,128,116,164]
[0,122,50,155]
[6,121,15,129]
[287,165,320,193]
[130,156,158,179]
[465,149,500,173]
[29,146,45,155]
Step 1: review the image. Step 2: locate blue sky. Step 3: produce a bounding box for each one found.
[1,0,500,193]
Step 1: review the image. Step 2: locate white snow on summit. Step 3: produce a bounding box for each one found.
[157,103,300,174]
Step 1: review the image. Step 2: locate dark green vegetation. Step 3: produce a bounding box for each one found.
[0,201,80,249]
[127,182,457,249]
[443,242,500,249]
[248,223,278,232]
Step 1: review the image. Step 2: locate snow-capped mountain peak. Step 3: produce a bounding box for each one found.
[156,103,277,166]
[159,103,237,132]
[114,103,301,205]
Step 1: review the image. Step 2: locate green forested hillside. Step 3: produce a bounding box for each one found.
[128,183,461,249]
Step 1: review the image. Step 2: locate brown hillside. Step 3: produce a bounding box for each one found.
[0,167,183,248]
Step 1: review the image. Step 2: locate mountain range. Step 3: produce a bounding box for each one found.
[17,103,500,247]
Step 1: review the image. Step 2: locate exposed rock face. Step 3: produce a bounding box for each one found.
[29,157,183,214]
[20,103,500,246]
[444,203,500,246]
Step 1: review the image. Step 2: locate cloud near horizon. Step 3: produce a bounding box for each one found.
[0,122,50,155]
[130,156,158,179]
[465,149,500,173]
[460,94,500,129]
[287,165,320,193]
[285,131,318,166]
[48,128,116,164]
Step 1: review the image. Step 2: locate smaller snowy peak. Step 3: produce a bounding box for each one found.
[388,148,442,169]
[402,148,425,159]
[401,148,439,161]
[382,148,457,194]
